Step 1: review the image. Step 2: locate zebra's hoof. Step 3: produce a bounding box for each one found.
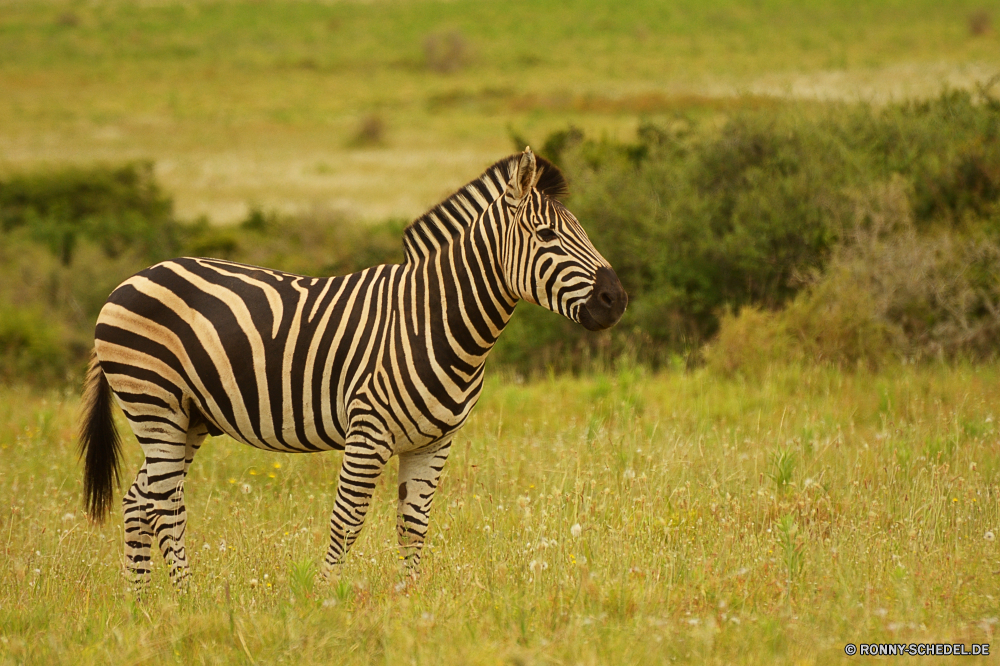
[318,563,342,585]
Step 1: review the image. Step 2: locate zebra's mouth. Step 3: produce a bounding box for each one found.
[578,267,627,331]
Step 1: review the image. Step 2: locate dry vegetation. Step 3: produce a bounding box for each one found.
[2,366,1000,663]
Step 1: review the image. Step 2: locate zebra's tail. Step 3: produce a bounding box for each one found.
[79,348,122,523]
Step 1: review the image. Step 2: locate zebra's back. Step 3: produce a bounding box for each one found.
[95,257,402,453]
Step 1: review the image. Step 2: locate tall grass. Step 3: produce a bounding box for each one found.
[2,365,998,663]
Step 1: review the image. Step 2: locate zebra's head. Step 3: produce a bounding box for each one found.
[502,148,628,331]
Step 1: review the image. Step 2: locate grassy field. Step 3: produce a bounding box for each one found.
[3,1,1000,662]
[2,364,999,664]
[1,0,998,222]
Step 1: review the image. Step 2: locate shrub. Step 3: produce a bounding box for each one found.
[0,303,67,383]
[0,192,407,385]
[968,9,992,37]
[423,30,470,73]
[703,306,793,377]
[0,162,179,265]
[7,86,1000,384]
[707,177,1000,374]
[520,86,1000,366]
[180,208,406,277]
[348,115,387,148]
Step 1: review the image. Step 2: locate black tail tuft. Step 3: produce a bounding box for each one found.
[79,349,122,523]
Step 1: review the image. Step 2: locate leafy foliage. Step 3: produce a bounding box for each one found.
[6,89,1000,383]
[0,303,67,383]
[507,87,1000,370]
[0,162,178,265]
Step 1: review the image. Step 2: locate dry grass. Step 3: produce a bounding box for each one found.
[2,365,999,663]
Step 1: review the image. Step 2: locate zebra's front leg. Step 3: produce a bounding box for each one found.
[322,436,392,575]
[396,438,452,577]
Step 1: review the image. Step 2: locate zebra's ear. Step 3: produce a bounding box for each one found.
[507,147,538,202]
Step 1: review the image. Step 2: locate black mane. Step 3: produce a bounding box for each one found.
[402,154,568,263]
[533,156,570,200]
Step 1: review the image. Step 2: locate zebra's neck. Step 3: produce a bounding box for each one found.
[395,225,516,401]
[402,157,515,265]
[397,151,568,381]
[398,160,520,386]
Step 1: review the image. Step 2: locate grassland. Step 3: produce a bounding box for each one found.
[1,0,998,222]
[2,364,999,664]
[3,1,1000,662]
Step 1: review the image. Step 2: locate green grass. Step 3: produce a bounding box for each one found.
[1,0,998,222]
[2,364,999,663]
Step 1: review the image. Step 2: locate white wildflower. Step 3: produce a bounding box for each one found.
[570,523,582,538]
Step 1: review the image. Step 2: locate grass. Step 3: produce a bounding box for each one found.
[2,363,999,663]
[1,0,998,222]
[4,3,1000,661]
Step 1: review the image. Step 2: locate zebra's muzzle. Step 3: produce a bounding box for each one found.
[578,266,628,331]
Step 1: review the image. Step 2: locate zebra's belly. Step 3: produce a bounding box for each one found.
[211,406,350,453]
[236,432,347,453]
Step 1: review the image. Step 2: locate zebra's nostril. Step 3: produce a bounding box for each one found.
[599,291,613,308]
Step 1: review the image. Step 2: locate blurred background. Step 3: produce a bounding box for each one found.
[1,0,999,383]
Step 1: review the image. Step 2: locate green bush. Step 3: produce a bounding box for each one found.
[0,303,67,383]
[0,198,409,385]
[6,87,1000,384]
[505,86,1000,369]
[180,209,406,277]
[0,162,179,265]
[707,177,1000,374]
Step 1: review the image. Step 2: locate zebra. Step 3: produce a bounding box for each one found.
[79,148,627,588]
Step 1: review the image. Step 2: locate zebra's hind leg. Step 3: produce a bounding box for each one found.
[125,413,207,589]
[396,438,452,577]
[322,435,392,577]
[122,463,153,591]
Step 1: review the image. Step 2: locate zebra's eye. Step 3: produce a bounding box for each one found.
[537,227,558,242]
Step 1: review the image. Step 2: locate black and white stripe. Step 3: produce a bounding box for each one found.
[79,149,627,587]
